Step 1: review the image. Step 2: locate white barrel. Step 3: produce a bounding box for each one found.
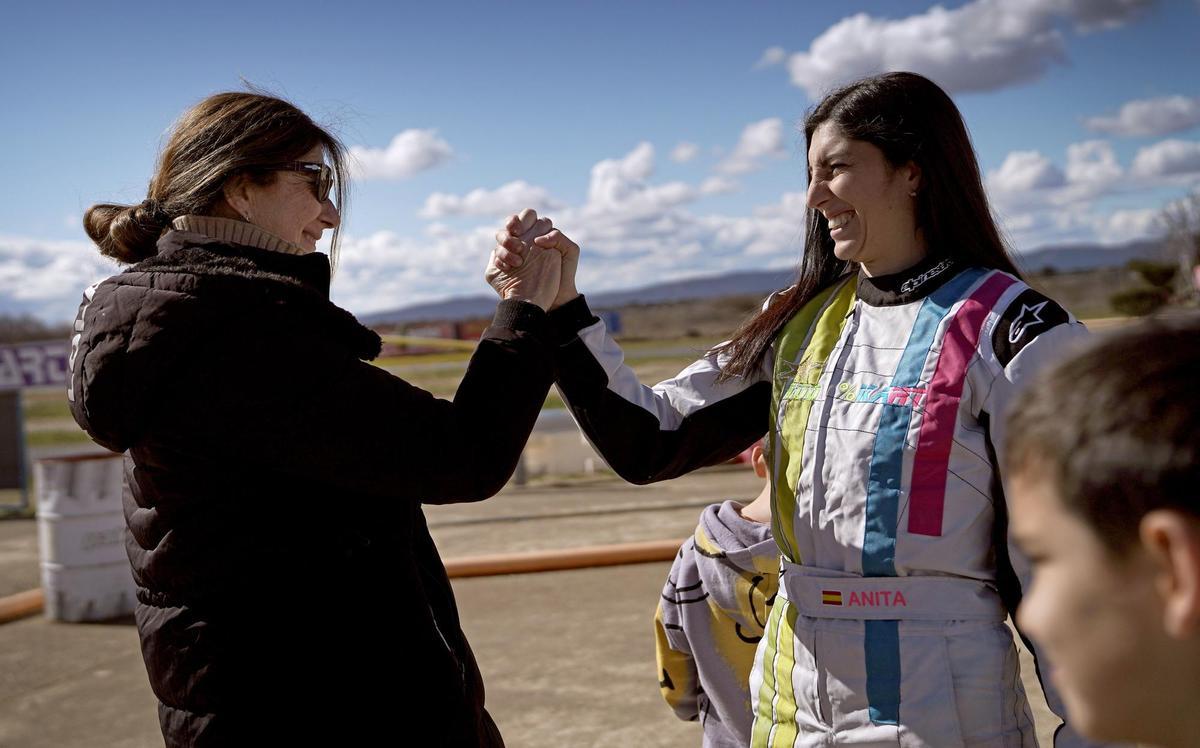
[35,454,135,622]
[36,510,127,566]
[37,455,124,515]
[40,561,135,622]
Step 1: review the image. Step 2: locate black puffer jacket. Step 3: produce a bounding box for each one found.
[68,230,553,746]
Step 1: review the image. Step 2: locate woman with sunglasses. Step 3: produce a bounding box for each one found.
[69,91,560,747]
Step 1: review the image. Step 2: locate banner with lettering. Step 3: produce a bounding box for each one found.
[0,340,70,390]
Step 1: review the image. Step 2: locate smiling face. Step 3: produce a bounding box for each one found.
[1009,466,1177,744]
[806,123,925,276]
[226,145,341,253]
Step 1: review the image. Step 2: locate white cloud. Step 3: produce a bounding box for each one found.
[671,142,700,163]
[424,222,454,239]
[1004,203,1166,250]
[989,140,1132,214]
[995,204,1158,251]
[348,129,453,180]
[716,118,788,175]
[329,226,498,315]
[1065,140,1123,186]
[785,0,1153,99]
[731,192,809,256]
[562,188,807,285]
[986,139,1177,251]
[419,180,563,219]
[699,176,738,196]
[1085,95,1200,137]
[1131,139,1200,179]
[585,142,659,212]
[1057,0,1157,32]
[575,143,738,221]
[989,151,1066,194]
[0,235,121,322]
[990,138,1200,215]
[754,46,787,70]
[1099,208,1165,242]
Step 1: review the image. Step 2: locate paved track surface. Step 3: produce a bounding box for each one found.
[0,468,1058,747]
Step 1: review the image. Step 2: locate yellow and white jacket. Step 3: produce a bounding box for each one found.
[656,500,779,748]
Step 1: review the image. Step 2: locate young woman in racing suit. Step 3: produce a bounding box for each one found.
[489,72,1102,747]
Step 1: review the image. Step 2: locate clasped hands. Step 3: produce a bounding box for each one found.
[485,208,580,312]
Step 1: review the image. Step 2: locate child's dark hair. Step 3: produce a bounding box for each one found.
[1004,314,1200,555]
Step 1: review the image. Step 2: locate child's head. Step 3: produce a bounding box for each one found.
[1004,315,1200,747]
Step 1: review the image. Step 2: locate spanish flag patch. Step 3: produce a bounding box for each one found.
[821,590,843,606]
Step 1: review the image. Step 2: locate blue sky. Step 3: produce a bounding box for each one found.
[3,0,1199,322]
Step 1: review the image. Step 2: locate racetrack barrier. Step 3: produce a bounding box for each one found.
[443,538,683,578]
[0,588,44,624]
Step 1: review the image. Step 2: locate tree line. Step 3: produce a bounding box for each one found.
[0,314,72,345]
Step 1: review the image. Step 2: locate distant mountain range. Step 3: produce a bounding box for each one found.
[359,238,1167,325]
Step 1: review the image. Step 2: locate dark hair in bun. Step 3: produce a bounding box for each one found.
[84,199,173,263]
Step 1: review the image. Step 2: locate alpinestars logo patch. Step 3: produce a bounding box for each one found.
[1008,300,1049,344]
[992,289,1070,367]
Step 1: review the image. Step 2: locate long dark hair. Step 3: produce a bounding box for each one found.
[717,71,1023,380]
[84,91,350,265]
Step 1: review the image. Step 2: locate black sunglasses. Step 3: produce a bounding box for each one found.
[268,161,334,202]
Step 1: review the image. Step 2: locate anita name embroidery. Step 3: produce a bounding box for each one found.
[821,589,909,608]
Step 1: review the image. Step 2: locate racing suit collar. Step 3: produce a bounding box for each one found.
[856,254,957,307]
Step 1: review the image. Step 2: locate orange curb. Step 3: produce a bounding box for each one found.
[444,538,684,578]
[0,588,44,624]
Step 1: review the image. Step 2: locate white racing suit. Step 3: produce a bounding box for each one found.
[548,257,1102,747]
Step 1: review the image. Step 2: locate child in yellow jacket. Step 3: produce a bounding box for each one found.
[655,443,778,747]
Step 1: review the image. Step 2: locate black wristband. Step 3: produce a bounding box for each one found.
[547,294,600,345]
[492,298,549,338]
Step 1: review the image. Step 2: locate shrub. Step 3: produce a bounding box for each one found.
[1110,287,1169,317]
[1126,260,1177,289]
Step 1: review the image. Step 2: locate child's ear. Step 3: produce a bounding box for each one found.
[1141,510,1200,639]
[751,446,768,479]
